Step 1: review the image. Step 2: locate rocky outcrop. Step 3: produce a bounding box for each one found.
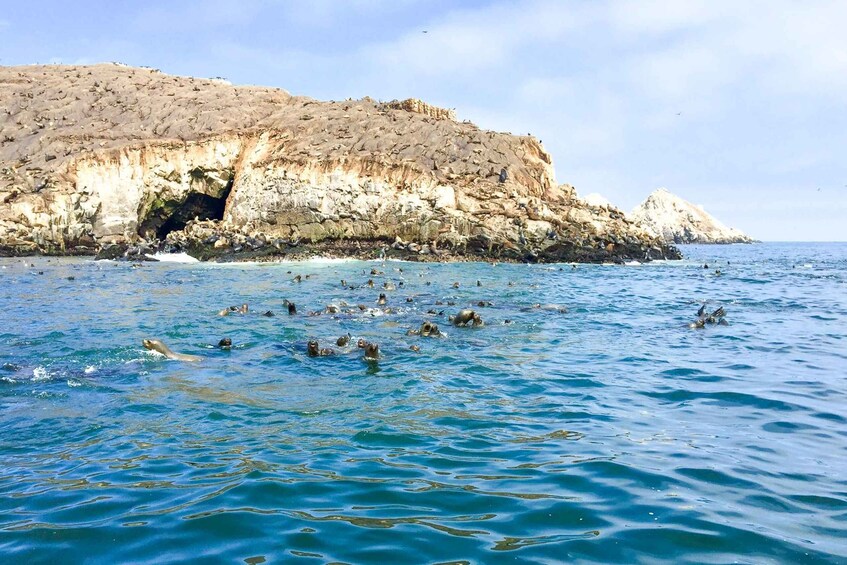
[381,99,456,121]
[631,188,754,244]
[0,64,680,262]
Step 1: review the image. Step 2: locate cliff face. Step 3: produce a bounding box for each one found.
[631,188,753,244]
[0,64,678,262]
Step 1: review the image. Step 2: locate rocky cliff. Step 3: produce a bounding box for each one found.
[630,188,753,244]
[0,64,679,262]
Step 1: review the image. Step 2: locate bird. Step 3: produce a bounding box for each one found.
[676,112,682,116]
[422,30,428,34]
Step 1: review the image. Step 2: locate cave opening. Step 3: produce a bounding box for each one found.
[138,179,233,240]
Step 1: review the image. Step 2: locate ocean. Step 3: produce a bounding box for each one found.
[1,243,845,563]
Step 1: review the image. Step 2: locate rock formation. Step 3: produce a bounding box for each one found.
[0,64,680,262]
[630,188,753,244]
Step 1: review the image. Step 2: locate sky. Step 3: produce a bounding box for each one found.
[2,0,845,241]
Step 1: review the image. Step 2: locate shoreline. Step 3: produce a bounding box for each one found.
[35,236,682,264]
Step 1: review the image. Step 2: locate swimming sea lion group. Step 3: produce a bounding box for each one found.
[140,261,731,365]
[689,304,729,329]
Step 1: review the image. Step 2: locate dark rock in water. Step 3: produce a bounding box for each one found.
[95,244,128,261]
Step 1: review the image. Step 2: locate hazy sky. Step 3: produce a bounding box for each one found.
[2,0,845,241]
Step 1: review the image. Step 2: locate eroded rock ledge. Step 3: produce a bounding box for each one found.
[0,64,680,262]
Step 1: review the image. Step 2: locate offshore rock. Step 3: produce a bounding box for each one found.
[0,64,679,262]
[631,188,754,244]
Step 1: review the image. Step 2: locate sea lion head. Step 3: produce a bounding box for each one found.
[364,342,380,360]
[239,303,249,314]
[307,340,320,356]
[337,334,350,347]
[420,321,440,337]
[288,302,297,315]
[357,338,368,349]
[218,338,232,349]
[142,339,169,356]
[377,293,387,305]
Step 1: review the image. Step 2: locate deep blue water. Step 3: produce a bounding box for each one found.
[1,243,845,564]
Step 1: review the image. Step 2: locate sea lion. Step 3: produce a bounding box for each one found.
[337,334,351,347]
[377,293,387,305]
[357,338,368,348]
[363,342,380,361]
[284,300,297,315]
[294,274,302,283]
[408,321,441,337]
[383,282,396,290]
[452,282,460,288]
[325,304,340,314]
[409,345,420,352]
[142,339,203,362]
[218,338,232,349]
[239,304,249,314]
[307,340,334,357]
[262,310,274,317]
[451,309,483,327]
[367,279,374,288]
[689,305,728,328]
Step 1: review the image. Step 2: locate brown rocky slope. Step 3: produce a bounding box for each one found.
[0,64,679,262]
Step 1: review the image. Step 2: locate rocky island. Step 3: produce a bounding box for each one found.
[631,188,754,244]
[0,64,680,262]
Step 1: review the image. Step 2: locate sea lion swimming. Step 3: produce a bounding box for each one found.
[408,321,441,337]
[218,338,232,349]
[142,339,203,362]
[689,305,728,328]
[337,334,351,347]
[377,293,387,305]
[451,309,483,327]
[307,340,334,357]
[363,342,380,361]
[284,300,296,315]
[357,338,368,349]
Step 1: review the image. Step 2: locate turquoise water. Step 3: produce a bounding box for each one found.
[1,243,845,563]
